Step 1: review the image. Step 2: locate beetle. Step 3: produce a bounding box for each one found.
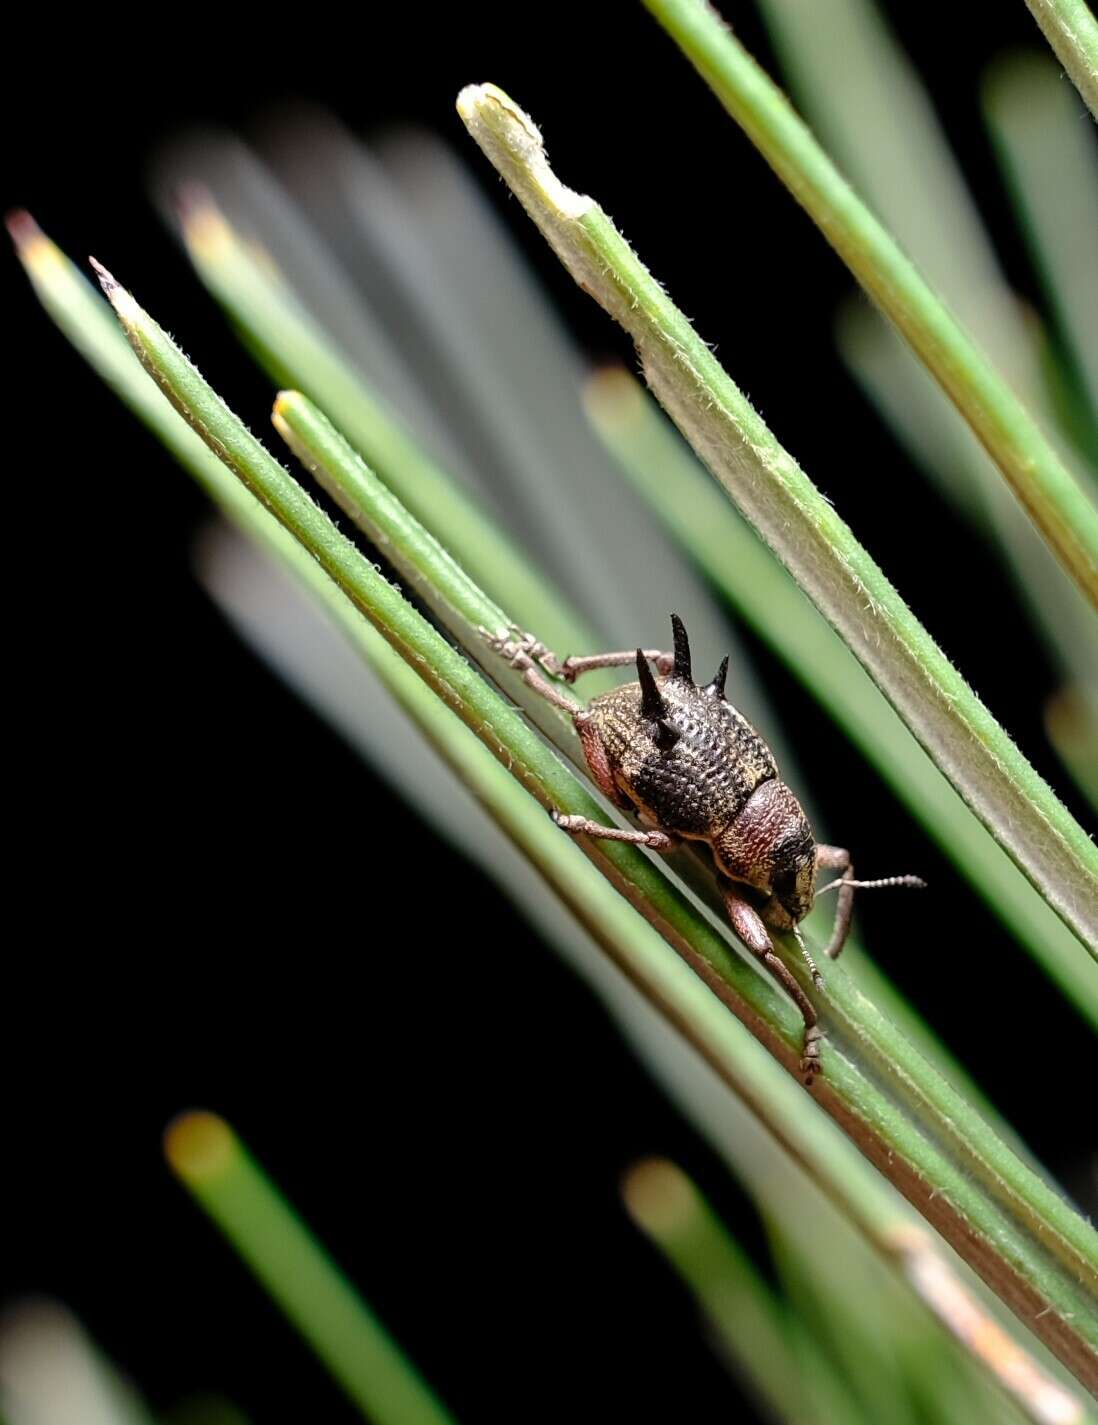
[487,613,924,1082]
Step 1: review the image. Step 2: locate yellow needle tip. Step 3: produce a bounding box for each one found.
[164,1109,237,1182]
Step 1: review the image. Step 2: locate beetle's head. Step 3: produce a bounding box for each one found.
[711,753,817,927]
[763,827,816,929]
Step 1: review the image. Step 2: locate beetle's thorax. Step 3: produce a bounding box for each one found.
[714,778,816,927]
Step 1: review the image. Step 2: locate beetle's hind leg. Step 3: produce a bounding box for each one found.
[721,883,824,1083]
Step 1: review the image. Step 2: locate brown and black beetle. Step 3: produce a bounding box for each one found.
[489,614,923,1082]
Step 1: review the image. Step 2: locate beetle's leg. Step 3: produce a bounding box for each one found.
[484,629,675,684]
[814,846,925,960]
[480,627,579,713]
[816,844,855,961]
[515,662,577,714]
[558,649,675,681]
[551,812,678,852]
[722,883,823,1082]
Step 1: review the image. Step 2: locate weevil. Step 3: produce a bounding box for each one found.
[488,614,924,1083]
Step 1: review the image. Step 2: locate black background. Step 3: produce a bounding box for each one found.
[4,3,1095,1422]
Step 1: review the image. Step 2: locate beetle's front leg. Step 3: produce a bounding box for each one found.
[815,846,925,960]
[721,883,823,1083]
[816,844,855,961]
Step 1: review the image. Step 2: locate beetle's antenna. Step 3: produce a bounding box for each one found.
[793,926,824,989]
[669,613,692,681]
[816,874,927,895]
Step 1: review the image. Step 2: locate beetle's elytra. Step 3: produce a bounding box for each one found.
[488,614,924,1084]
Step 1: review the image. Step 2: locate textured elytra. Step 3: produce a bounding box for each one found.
[584,676,779,837]
[575,614,819,930]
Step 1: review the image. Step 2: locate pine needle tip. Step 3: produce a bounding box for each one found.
[272,389,300,421]
[456,82,591,220]
[6,210,60,276]
[5,208,42,250]
[89,257,141,323]
[583,366,646,429]
[88,256,118,295]
[621,1157,697,1235]
[164,1109,237,1181]
[176,188,235,262]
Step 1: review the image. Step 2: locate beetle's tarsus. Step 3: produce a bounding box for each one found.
[482,625,564,675]
[801,1025,824,1083]
[482,627,578,713]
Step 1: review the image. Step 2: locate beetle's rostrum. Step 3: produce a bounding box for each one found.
[487,613,925,1083]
